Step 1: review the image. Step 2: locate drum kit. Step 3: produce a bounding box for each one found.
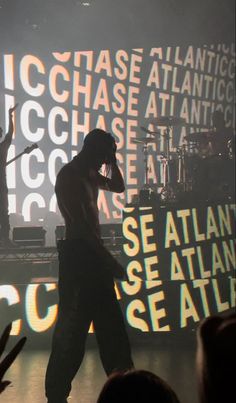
[132,116,234,204]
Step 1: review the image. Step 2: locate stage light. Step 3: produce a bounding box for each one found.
[79,1,93,6]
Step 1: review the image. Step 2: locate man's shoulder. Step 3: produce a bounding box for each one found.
[58,161,72,174]
[56,160,86,186]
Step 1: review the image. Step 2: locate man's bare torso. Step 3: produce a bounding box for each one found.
[55,156,101,241]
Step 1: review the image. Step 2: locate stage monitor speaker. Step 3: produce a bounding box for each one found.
[13,226,46,246]
[100,223,123,247]
[100,223,122,237]
[55,225,66,242]
[55,224,123,247]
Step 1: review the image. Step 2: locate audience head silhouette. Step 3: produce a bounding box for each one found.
[196,313,236,403]
[96,369,181,403]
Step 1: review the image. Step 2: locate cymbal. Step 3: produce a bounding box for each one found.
[185,131,215,142]
[133,138,156,144]
[152,116,186,127]
[140,126,160,136]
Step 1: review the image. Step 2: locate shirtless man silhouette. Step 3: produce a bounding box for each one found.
[45,129,133,403]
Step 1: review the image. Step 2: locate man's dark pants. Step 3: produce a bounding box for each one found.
[45,239,133,402]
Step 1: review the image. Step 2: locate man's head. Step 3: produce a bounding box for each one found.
[82,129,116,170]
[212,110,225,130]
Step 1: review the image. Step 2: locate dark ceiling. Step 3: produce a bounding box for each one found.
[0,0,235,52]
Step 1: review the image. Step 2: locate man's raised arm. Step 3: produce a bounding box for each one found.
[98,144,125,193]
[4,104,18,146]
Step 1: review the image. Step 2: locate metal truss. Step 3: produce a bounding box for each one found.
[0,246,58,264]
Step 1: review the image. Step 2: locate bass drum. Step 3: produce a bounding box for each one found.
[168,153,179,185]
[189,153,234,200]
[184,154,202,192]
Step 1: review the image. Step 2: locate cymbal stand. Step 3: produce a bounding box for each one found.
[142,143,150,188]
[165,124,171,183]
[160,124,174,184]
[177,145,187,190]
[138,141,159,205]
[159,124,177,201]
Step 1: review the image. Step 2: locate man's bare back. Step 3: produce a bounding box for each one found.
[55,155,101,241]
[55,131,126,278]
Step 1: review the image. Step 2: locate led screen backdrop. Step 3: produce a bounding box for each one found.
[0,202,235,341]
[0,0,235,348]
[0,43,235,226]
[122,202,235,332]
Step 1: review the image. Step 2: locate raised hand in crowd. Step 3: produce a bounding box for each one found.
[9,103,19,116]
[0,323,27,394]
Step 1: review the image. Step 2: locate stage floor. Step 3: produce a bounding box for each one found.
[1,344,198,403]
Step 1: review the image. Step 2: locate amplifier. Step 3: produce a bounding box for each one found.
[55,223,123,248]
[55,225,66,241]
[100,223,123,247]
[13,226,46,246]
